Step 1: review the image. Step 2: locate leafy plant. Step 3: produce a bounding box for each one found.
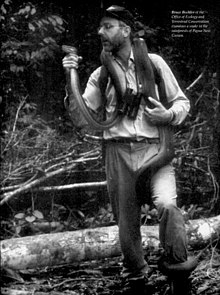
[1,0,65,76]
[1,0,66,130]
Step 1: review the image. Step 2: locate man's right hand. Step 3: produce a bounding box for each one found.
[62,45,82,71]
[62,53,82,71]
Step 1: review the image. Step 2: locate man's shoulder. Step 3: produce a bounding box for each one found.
[88,66,104,86]
[90,66,102,79]
[149,53,165,64]
[148,53,170,72]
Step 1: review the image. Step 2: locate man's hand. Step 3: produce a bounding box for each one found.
[145,97,173,125]
[62,54,82,72]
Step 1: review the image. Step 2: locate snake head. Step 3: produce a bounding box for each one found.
[62,45,77,54]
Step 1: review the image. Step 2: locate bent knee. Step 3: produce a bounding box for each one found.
[152,194,177,209]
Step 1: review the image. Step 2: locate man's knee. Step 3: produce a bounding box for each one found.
[156,201,180,220]
[153,194,177,210]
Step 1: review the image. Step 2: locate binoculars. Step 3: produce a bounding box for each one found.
[118,88,154,120]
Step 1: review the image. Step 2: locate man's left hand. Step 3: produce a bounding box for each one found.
[145,97,173,125]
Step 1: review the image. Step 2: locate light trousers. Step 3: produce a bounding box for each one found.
[105,141,187,279]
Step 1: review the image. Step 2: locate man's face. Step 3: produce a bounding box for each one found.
[98,17,126,53]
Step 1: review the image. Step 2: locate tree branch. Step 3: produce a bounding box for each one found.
[185,72,204,92]
[0,152,101,206]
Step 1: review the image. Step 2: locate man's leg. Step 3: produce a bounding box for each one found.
[105,142,147,279]
[151,164,197,294]
[151,163,188,263]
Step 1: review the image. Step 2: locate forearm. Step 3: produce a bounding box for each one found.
[150,54,190,126]
[168,97,190,125]
[64,89,88,128]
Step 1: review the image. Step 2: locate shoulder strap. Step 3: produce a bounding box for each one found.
[98,65,109,97]
[149,58,161,85]
[133,38,171,109]
[96,65,108,119]
[149,57,171,109]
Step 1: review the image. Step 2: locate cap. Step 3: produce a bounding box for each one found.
[103,5,134,29]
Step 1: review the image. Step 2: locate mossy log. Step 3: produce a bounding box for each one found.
[1,215,219,270]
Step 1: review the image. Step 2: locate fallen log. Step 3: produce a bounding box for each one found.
[1,215,220,270]
[1,289,66,295]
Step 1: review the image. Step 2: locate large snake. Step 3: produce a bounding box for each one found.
[132,38,175,205]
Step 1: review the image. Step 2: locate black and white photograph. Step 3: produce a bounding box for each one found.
[1,1,220,294]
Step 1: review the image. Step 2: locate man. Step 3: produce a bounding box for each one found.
[62,5,196,294]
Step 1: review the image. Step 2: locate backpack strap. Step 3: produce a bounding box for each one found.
[98,65,109,99]
[149,58,171,109]
[149,59,161,85]
[97,65,109,119]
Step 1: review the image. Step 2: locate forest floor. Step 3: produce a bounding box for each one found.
[1,187,220,295]
[1,240,220,295]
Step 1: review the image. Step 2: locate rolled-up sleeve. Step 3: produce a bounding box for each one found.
[64,67,103,128]
[150,54,190,125]
[83,67,103,111]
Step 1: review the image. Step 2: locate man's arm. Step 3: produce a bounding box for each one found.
[64,88,88,128]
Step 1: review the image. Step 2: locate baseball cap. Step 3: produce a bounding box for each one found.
[103,5,134,29]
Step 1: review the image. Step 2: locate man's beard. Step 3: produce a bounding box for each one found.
[101,38,122,54]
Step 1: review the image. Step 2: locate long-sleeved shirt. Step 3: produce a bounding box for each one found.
[66,51,190,140]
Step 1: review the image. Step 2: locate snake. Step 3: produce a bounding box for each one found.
[131,38,175,204]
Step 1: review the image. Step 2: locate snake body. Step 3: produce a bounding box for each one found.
[132,38,175,204]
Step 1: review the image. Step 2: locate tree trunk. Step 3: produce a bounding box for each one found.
[1,215,220,270]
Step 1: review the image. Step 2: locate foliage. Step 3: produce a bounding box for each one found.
[173,77,219,213]
[1,101,74,187]
[0,0,65,129]
[1,0,64,75]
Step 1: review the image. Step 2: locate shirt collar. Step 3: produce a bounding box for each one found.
[113,49,135,71]
[129,49,134,63]
[128,49,135,70]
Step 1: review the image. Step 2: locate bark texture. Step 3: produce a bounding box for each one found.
[1,215,219,270]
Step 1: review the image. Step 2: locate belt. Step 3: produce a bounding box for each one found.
[104,137,160,144]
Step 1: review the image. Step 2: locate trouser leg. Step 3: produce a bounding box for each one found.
[105,143,146,276]
[151,165,197,294]
[151,164,188,263]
